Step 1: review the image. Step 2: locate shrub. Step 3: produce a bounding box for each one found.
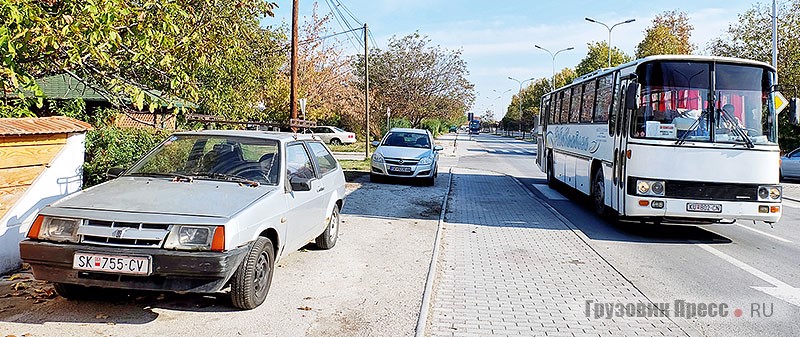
[83,127,171,187]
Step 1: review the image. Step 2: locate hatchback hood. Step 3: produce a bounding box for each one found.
[377,146,432,159]
[53,177,275,218]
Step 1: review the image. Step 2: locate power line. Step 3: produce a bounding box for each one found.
[324,0,364,50]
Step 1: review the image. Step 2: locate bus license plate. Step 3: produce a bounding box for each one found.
[687,203,722,213]
[73,253,151,275]
[388,166,412,172]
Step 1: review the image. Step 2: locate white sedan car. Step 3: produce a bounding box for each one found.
[370,128,442,185]
[20,130,346,310]
[310,126,356,145]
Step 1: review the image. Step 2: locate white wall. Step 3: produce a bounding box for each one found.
[0,133,85,274]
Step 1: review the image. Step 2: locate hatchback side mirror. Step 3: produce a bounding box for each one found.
[371,141,380,147]
[289,176,312,192]
[434,145,443,151]
[107,167,126,179]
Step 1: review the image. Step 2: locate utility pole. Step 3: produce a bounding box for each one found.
[772,0,778,82]
[364,23,370,158]
[290,0,299,125]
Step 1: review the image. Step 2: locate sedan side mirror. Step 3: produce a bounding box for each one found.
[371,141,380,147]
[289,176,312,192]
[434,145,443,151]
[106,167,126,179]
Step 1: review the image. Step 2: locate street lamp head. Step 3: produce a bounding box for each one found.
[565,47,575,51]
[585,17,596,23]
[507,76,514,80]
[534,44,542,49]
[623,19,636,24]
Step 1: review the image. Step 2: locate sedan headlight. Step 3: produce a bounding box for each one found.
[635,179,665,196]
[371,152,384,163]
[164,225,224,251]
[758,185,781,201]
[419,156,434,165]
[32,217,81,243]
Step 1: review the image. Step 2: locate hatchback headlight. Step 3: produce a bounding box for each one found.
[419,156,434,165]
[164,225,221,251]
[757,185,781,201]
[35,217,81,242]
[635,179,665,196]
[371,152,384,163]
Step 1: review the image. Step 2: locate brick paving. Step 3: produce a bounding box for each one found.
[425,168,687,337]
[781,182,800,201]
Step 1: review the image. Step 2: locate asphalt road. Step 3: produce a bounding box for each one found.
[460,132,800,337]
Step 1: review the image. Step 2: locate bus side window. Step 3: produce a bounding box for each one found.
[582,82,596,123]
[559,91,568,124]
[595,75,613,123]
[569,87,580,123]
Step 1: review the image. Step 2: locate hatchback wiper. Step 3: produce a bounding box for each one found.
[190,172,260,187]
[717,108,754,148]
[128,172,194,182]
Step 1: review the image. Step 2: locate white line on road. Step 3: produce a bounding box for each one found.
[532,184,568,200]
[733,223,793,243]
[696,243,800,307]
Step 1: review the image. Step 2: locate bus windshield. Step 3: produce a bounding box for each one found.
[632,61,776,145]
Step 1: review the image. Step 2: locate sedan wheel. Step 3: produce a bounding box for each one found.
[330,138,342,145]
[231,237,274,309]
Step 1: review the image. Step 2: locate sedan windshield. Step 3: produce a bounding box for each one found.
[632,61,776,145]
[382,132,431,148]
[127,135,281,185]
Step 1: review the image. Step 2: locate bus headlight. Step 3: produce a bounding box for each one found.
[636,179,665,196]
[637,181,650,194]
[758,185,781,201]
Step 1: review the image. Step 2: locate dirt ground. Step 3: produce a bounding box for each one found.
[0,172,448,337]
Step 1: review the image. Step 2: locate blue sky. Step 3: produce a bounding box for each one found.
[264,1,761,119]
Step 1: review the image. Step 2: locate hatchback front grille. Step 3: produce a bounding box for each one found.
[78,220,171,248]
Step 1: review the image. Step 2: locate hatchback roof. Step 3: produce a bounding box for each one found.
[174,129,319,142]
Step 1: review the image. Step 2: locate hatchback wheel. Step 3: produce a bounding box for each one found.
[315,205,340,249]
[231,237,274,309]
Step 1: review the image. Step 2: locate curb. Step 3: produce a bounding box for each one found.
[414,167,454,337]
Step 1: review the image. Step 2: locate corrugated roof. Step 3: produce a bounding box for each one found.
[0,116,93,136]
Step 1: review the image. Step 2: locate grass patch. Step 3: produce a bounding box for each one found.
[339,158,371,171]
[329,142,367,153]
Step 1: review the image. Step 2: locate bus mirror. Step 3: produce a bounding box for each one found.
[790,98,800,125]
[624,84,640,110]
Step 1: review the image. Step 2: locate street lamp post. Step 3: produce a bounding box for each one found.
[534,45,574,90]
[584,17,635,67]
[508,76,535,138]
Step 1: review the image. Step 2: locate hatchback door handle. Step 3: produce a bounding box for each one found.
[317,187,325,192]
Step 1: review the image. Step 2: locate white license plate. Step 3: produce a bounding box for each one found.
[687,203,722,213]
[388,166,412,172]
[73,253,152,275]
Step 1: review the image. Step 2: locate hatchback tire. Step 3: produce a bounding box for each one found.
[53,283,92,300]
[315,205,340,249]
[231,237,274,309]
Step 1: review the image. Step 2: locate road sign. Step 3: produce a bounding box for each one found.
[774,91,788,113]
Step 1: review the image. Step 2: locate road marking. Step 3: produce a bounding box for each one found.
[532,184,568,200]
[734,223,792,243]
[696,243,800,307]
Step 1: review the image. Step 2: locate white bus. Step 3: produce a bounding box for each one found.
[536,55,782,224]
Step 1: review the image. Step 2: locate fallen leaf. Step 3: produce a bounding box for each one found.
[303,296,312,300]
[11,282,28,291]
[298,306,312,311]
[7,274,25,281]
[106,322,116,326]
[96,313,109,319]
[6,334,17,337]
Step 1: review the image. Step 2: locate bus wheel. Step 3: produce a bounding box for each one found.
[547,153,555,187]
[592,169,606,216]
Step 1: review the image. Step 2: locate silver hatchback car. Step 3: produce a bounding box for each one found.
[370,128,443,185]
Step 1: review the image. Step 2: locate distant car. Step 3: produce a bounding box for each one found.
[308,126,356,145]
[19,130,346,310]
[370,128,443,185]
[781,147,800,180]
[449,126,457,133]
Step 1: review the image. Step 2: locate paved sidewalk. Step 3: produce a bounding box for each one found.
[781,182,800,201]
[425,168,687,337]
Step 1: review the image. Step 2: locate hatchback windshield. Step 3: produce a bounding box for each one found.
[632,61,776,145]
[127,135,281,185]
[382,132,431,148]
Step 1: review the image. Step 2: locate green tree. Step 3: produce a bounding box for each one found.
[575,41,632,77]
[708,0,800,150]
[352,32,476,138]
[635,11,695,58]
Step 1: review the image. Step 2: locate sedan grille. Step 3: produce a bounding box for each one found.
[78,220,171,248]
[384,157,419,166]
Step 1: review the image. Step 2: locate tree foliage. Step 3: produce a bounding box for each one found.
[575,41,632,77]
[708,0,800,150]
[635,11,695,58]
[353,32,475,138]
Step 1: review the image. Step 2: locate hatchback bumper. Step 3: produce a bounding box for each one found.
[19,240,250,293]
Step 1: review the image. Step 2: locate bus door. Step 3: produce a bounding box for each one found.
[537,97,550,168]
[612,77,634,215]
